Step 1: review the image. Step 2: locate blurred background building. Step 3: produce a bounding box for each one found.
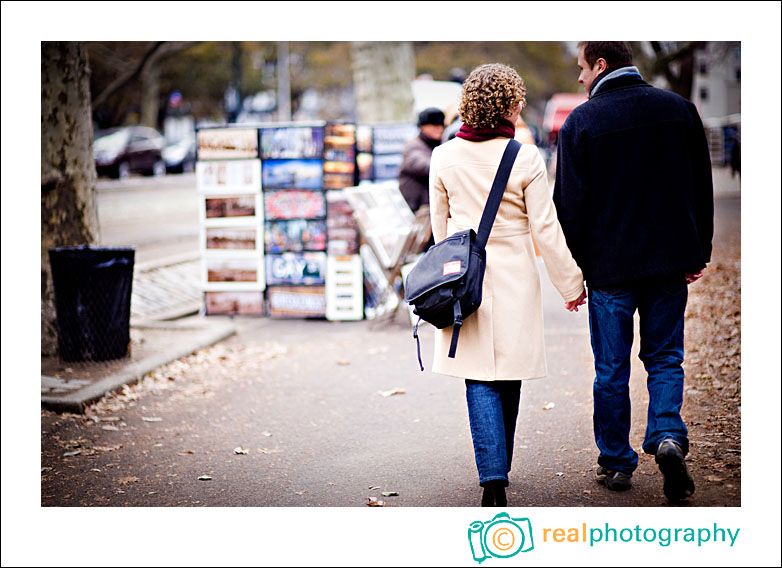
[691,42,741,166]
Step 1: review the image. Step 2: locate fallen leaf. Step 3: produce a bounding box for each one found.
[366,497,386,507]
[583,489,592,495]
[102,425,120,431]
[368,485,381,490]
[705,475,725,483]
[295,490,307,495]
[556,472,564,477]
[261,431,273,437]
[378,388,406,397]
[381,491,399,497]
[94,445,122,452]
[142,417,162,422]
[543,402,556,410]
[177,450,195,456]
[198,475,213,481]
[63,450,81,457]
[234,447,249,455]
[41,467,54,473]
[90,469,101,473]
[118,476,139,484]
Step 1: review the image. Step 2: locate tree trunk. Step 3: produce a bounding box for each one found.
[350,42,415,123]
[140,59,161,128]
[41,41,99,356]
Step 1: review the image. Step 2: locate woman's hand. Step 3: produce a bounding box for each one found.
[565,287,587,312]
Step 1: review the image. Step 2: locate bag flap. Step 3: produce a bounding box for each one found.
[404,230,474,302]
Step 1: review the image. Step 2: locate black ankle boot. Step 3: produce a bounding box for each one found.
[481,480,507,507]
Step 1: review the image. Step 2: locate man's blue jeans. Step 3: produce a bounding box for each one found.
[588,274,690,475]
[465,379,522,487]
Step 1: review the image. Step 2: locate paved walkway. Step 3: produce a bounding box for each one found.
[131,254,201,322]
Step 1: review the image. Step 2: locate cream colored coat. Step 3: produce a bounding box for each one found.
[429,137,584,381]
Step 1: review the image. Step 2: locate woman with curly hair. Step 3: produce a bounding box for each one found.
[429,63,586,506]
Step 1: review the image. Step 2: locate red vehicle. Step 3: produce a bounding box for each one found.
[542,93,588,145]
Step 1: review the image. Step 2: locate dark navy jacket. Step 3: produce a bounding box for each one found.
[553,74,713,288]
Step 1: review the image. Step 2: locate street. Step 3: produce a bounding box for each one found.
[96,173,199,266]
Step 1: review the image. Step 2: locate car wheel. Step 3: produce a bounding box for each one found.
[118,161,131,179]
[152,160,166,177]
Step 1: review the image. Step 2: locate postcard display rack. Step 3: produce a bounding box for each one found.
[196,123,363,320]
[356,123,418,183]
[352,123,420,318]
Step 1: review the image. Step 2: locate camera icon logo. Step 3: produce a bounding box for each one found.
[468,512,534,563]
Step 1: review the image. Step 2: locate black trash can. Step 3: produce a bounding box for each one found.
[48,245,135,362]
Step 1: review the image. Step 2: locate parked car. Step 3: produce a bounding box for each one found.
[93,126,166,179]
[161,136,196,173]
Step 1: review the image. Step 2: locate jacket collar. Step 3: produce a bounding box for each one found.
[590,73,648,99]
[590,65,645,97]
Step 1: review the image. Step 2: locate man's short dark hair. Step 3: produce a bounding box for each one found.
[578,41,633,69]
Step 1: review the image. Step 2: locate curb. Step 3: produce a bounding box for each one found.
[41,320,236,414]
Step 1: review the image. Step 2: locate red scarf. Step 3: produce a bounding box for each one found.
[456,118,516,142]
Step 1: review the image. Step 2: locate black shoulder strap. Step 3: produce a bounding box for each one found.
[475,139,521,250]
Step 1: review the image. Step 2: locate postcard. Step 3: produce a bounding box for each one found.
[197,160,260,193]
[264,219,327,253]
[197,127,259,160]
[267,286,326,318]
[205,196,257,219]
[262,159,324,190]
[265,252,327,286]
[263,189,326,220]
[205,291,264,316]
[205,227,259,251]
[260,126,324,159]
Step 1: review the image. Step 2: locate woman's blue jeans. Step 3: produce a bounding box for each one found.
[465,379,522,487]
[588,274,690,475]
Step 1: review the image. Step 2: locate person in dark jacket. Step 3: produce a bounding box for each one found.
[553,41,714,503]
[399,107,445,212]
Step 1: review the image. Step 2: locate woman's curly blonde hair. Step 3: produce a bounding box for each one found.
[458,63,527,129]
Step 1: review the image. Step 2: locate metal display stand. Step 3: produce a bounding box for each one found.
[344,183,432,323]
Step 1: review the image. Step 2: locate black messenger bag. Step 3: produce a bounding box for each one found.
[404,139,521,371]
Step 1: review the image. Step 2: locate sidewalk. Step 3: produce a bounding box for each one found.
[41,317,235,413]
[131,253,201,322]
[711,165,741,199]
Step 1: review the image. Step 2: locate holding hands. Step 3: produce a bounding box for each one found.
[685,271,704,284]
[565,286,588,312]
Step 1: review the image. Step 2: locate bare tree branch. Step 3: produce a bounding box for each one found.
[91,41,165,110]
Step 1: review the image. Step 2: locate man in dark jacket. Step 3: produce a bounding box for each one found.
[399,107,445,212]
[553,41,713,503]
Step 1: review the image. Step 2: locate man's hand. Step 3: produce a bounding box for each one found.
[565,288,587,312]
[685,270,704,285]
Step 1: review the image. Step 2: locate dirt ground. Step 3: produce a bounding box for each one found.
[676,197,742,502]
